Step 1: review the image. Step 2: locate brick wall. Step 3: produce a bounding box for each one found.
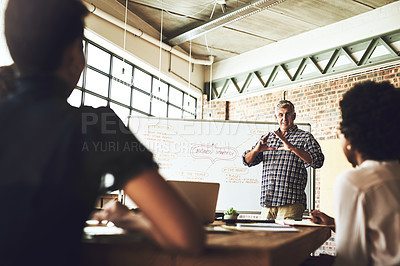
[202,63,400,254]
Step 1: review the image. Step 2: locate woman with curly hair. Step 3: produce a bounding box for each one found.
[310,81,400,266]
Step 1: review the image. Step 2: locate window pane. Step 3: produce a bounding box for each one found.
[87,43,111,73]
[183,111,195,119]
[85,68,109,97]
[168,105,182,118]
[169,87,183,106]
[77,72,83,88]
[110,102,130,125]
[152,78,168,101]
[112,57,132,83]
[130,110,147,117]
[183,94,196,113]
[81,39,199,122]
[110,80,131,106]
[133,68,151,93]
[132,89,150,113]
[84,93,107,108]
[67,89,82,107]
[151,98,167,118]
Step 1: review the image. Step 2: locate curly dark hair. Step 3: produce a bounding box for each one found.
[339,80,400,161]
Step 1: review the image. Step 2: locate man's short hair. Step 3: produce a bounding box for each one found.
[5,0,88,74]
[340,81,400,161]
[276,100,295,112]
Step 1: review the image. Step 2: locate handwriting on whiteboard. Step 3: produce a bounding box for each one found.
[190,143,238,164]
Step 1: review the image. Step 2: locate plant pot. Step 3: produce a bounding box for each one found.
[224,214,238,220]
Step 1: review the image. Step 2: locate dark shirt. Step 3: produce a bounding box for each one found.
[242,126,324,208]
[0,75,157,266]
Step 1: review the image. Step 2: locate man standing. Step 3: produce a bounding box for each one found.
[243,100,324,219]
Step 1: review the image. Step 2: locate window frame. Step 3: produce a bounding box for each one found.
[69,38,197,121]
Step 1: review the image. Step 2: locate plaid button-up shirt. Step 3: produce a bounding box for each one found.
[243,125,324,208]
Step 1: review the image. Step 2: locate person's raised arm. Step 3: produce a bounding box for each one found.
[116,169,205,255]
[274,130,312,164]
[244,133,275,164]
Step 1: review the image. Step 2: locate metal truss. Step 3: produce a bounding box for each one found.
[166,0,286,46]
[207,30,400,100]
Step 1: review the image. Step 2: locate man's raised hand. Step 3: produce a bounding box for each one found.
[255,132,276,152]
[274,130,294,151]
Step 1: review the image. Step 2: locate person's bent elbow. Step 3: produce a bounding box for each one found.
[310,153,324,169]
[167,226,205,256]
[182,231,205,256]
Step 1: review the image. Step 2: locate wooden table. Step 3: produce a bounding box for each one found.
[80,223,331,266]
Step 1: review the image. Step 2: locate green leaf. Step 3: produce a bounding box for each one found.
[224,207,238,215]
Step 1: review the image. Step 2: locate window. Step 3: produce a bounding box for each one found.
[151,98,167,118]
[68,38,197,120]
[77,72,84,88]
[152,78,168,101]
[183,111,195,119]
[110,79,131,106]
[84,92,107,108]
[169,87,183,106]
[133,68,152,93]
[132,89,151,113]
[86,43,111,74]
[112,57,133,84]
[168,105,182,118]
[68,89,82,107]
[110,102,130,125]
[183,94,196,114]
[85,68,109,98]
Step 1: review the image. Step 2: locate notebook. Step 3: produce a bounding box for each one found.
[167,180,220,224]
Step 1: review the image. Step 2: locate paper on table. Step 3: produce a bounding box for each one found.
[205,225,233,233]
[235,223,299,232]
[84,225,125,235]
[276,219,335,228]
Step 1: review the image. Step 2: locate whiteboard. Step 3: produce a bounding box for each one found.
[128,117,311,212]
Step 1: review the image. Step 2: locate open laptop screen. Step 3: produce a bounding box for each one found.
[167,180,220,224]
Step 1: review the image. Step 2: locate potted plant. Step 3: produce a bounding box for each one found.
[224,207,239,220]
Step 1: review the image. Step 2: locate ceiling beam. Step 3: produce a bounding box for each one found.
[166,0,286,46]
[210,30,400,100]
[211,1,400,81]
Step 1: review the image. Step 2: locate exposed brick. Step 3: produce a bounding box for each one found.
[202,64,400,254]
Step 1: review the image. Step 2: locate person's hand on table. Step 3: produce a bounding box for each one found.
[91,200,152,234]
[310,210,336,231]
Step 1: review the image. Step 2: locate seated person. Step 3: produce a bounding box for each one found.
[0,1,204,265]
[310,81,400,266]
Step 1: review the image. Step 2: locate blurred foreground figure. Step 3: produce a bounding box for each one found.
[310,81,400,266]
[0,1,204,265]
[0,64,17,99]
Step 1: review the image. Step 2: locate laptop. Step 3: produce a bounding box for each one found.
[167,180,220,224]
